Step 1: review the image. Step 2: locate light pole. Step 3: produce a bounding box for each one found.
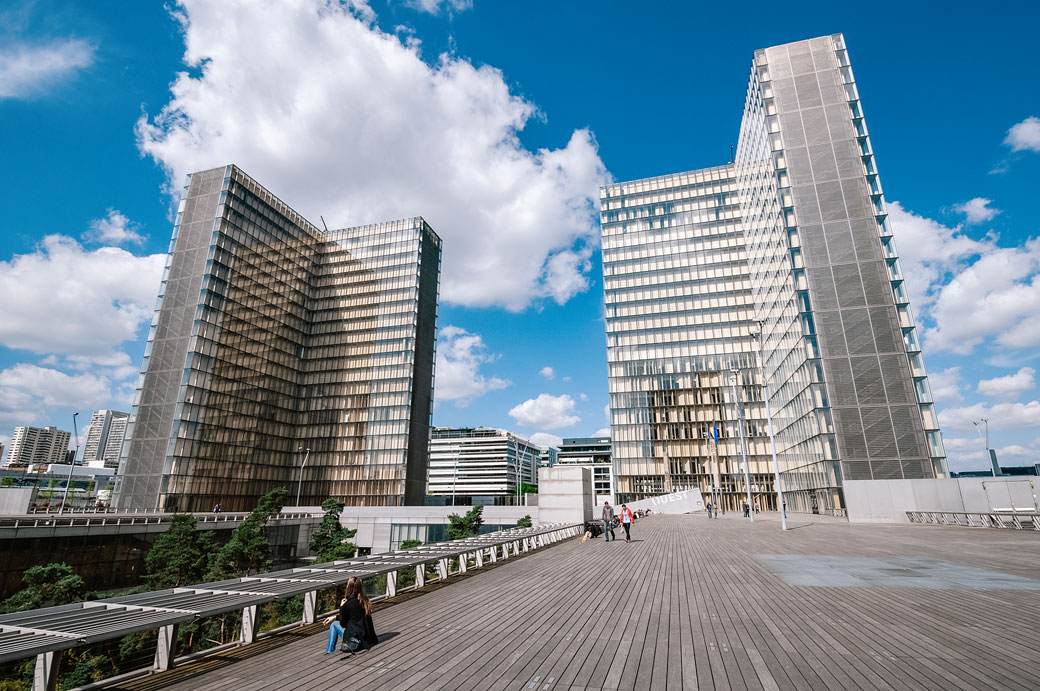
[751,325,787,530]
[730,369,754,521]
[451,443,459,506]
[59,412,80,515]
[295,446,310,506]
[973,419,998,477]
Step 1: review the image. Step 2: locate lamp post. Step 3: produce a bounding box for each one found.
[751,324,787,530]
[973,419,996,477]
[730,369,754,522]
[451,443,459,507]
[295,446,310,506]
[59,412,80,515]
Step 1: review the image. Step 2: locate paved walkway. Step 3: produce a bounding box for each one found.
[112,513,1040,690]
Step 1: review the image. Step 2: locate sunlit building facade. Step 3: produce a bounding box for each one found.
[602,34,946,511]
[426,427,541,504]
[82,410,130,469]
[117,165,440,512]
[556,436,613,500]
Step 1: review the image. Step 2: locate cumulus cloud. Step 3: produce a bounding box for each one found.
[977,367,1036,401]
[434,326,508,406]
[0,235,165,364]
[528,432,562,450]
[509,393,580,430]
[408,0,473,14]
[538,366,554,380]
[85,209,145,245]
[886,201,989,314]
[593,427,610,437]
[924,237,1040,354]
[1005,116,1040,153]
[927,366,963,404]
[939,400,1040,431]
[0,37,95,100]
[137,0,608,311]
[954,197,1000,225]
[0,364,111,424]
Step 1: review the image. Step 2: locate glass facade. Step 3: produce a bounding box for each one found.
[602,34,946,511]
[117,165,440,511]
[556,436,613,499]
[427,427,541,500]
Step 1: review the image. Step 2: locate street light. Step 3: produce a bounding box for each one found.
[751,324,787,530]
[730,368,754,522]
[451,443,459,507]
[295,446,311,506]
[973,419,997,477]
[59,412,80,515]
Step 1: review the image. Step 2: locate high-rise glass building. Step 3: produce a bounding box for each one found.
[602,35,946,511]
[117,165,440,512]
[5,426,71,468]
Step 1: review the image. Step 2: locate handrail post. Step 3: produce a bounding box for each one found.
[458,552,468,573]
[437,557,449,580]
[303,590,317,624]
[33,651,61,691]
[475,549,484,568]
[387,571,398,597]
[154,623,179,671]
[416,563,426,588]
[241,605,260,644]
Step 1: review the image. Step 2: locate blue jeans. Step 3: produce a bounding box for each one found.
[603,520,615,541]
[326,621,344,653]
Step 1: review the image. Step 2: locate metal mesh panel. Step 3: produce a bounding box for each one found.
[861,406,898,458]
[806,268,839,310]
[823,221,856,263]
[833,408,867,459]
[851,356,886,405]
[808,143,839,181]
[869,308,901,353]
[841,178,872,219]
[840,308,874,355]
[800,224,828,267]
[861,262,894,306]
[823,358,857,407]
[795,75,823,109]
[792,187,822,226]
[871,459,904,480]
[841,460,873,480]
[879,355,914,404]
[891,404,925,457]
[902,459,933,479]
[816,181,846,222]
[833,263,866,308]
[815,311,847,357]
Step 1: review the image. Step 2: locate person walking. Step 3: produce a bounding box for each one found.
[602,501,616,542]
[705,502,713,519]
[620,504,634,542]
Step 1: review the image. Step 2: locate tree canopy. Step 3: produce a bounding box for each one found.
[145,513,215,589]
[516,515,532,529]
[308,498,357,562]
[209,487,287,578]
[446,504,484,540]
[0,563,83,613]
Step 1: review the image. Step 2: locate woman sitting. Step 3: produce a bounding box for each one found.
[323,576,378,654]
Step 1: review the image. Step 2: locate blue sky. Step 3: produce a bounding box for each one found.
[1,0,1038,472]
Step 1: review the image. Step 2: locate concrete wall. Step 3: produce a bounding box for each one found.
[536,466,594,527]
[338,505,537,555]
[845,478,1039,523]
[0,488,34,514]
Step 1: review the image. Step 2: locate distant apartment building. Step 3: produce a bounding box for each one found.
[556,436,612,500]
[82,410,130,469]
[117,165,440,512]
[6,426,71,467]
[602,34,945,512]
[427,428,542,503]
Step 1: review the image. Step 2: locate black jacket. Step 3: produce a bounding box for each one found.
[338,597,378,646]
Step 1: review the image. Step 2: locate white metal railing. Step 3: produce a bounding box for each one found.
[0,510,321,531]
[906,511,1040,531]
[0,521,582,691]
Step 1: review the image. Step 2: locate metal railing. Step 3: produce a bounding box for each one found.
[906,511,1040,531]
[0,521,581,691]
[0,510,321,531]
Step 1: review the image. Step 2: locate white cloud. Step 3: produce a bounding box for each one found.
[562,376,571,383]
[939,400,1040,431]
[927,366,963,404]
[0,235,166,364]
[434,326,508,406]
[886,201,989,315]
[578,392,588,401]
[407,0,473,14]
[137,0,608,311]
[0,38,95,100]
[977,367,1036,401]
[0,364,111,424]
[954,197,1000,225]
[528,432,562,450]
[85,209,145,245]
[538,366,554,380]
[593,427,610,437]
[509,393,580,430]
[924,238,1040,354]
[1005,116,1040,153]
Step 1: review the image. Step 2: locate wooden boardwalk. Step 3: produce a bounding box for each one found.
[112,513,1040,691]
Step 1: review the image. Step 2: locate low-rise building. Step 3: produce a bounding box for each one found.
[556,436,613,502]
[427,427,542,504]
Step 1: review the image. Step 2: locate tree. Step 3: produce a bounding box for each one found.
[446,504,484,540]
[209,487,287,579]
[308,498,357,562]
[0,563,83,613]
[145,514,216,589]
[516,515,533,529]
[519,482,538,496]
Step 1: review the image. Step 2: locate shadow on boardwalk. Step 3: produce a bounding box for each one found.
[110,514,1040,691]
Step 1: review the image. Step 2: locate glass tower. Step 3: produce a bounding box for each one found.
[117,165,440,511]
[602,35,946,511]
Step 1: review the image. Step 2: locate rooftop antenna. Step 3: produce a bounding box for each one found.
[319,215,330,232]
[730,144,735,164]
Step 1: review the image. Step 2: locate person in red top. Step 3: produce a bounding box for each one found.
[619,504,634,543]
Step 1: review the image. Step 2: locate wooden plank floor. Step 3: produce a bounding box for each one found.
[110,514,1040,691]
